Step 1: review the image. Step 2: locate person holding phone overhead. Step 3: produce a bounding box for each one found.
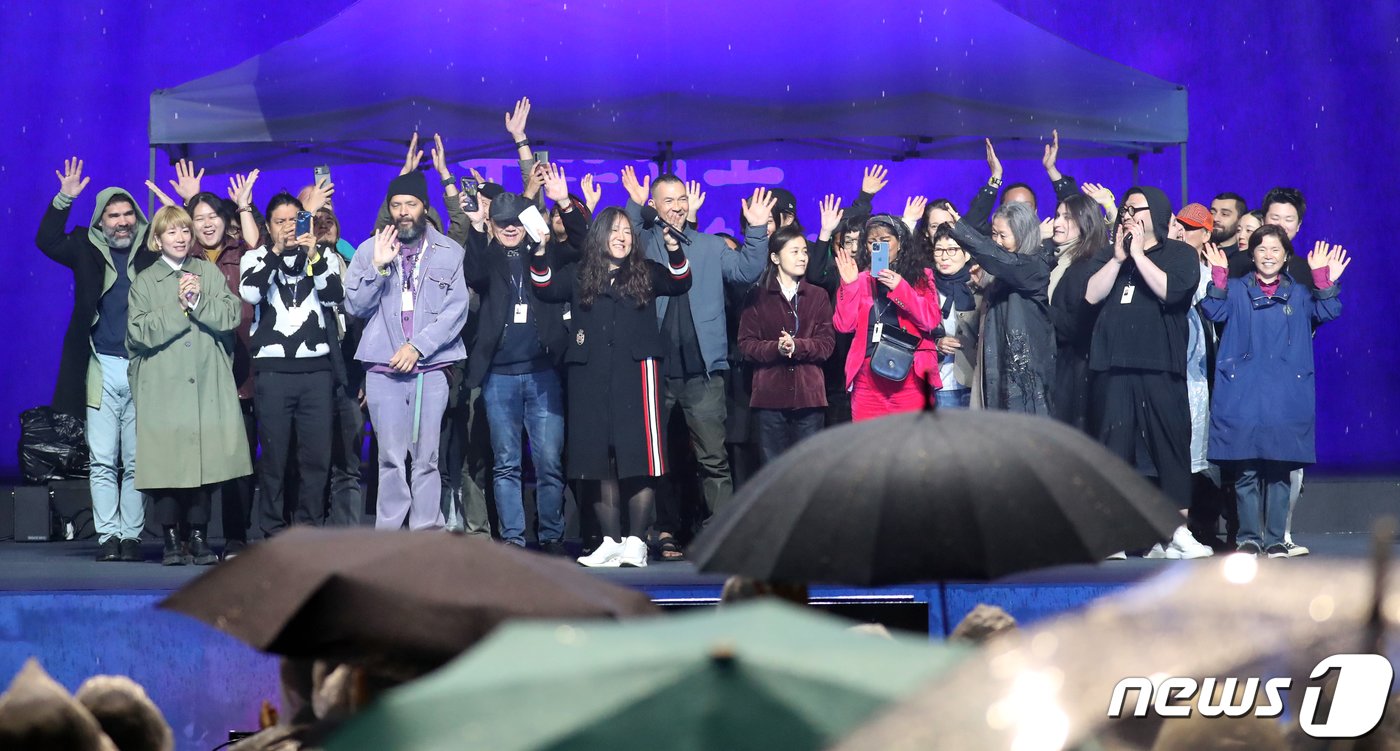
[240,192,343,538]
[832,213,942,421]
[128,206,251,564]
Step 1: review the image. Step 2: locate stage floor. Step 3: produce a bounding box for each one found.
[0,533,1378,750]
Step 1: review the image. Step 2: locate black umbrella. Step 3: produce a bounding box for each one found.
[159,528,659,673]
[688,409,1182,585]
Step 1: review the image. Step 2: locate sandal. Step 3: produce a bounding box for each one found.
[656,534,686,561]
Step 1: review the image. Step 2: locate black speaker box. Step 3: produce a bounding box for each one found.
[13,486,54,542]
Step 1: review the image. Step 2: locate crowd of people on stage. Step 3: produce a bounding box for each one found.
[35,98,1349,567]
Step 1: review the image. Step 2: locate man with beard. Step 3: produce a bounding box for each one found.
[346,172,469,530]
[1209,192,1247,253]
[36,158,156,562]
[240,192,343,537]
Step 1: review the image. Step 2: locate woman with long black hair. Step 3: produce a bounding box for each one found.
[530,207,692,568]
[1047,194,1108,430]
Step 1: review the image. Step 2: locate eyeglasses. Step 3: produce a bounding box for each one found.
[933,247,964,257]
[839,237,860,248]
[1123,205,1150,217]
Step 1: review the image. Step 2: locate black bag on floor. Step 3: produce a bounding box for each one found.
[19,406,89,484]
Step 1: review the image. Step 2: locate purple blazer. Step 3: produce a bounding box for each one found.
[345,225,469,367]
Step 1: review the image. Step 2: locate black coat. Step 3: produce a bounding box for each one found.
[530,244,692,479]
[950,221,1055,415]
[35,194,155,416]
[461,207,587,389]
[1047,250,1101,431]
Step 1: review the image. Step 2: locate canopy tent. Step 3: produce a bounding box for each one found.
[150,0,1187,184]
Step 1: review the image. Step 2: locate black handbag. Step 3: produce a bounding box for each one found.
[870,324,920,382]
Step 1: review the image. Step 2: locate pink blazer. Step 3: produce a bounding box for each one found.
[833,270,943,390]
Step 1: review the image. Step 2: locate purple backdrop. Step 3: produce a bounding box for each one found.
[2,1,1397,474]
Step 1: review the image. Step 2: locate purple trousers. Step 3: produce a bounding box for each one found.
[366,369,449,530]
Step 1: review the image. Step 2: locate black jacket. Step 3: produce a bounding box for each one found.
[964,174,1081,235]
[35,192,156,416]
[461,206,588,388]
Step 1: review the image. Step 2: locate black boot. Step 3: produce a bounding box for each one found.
[189,526,218,565]
[162,526,186,566]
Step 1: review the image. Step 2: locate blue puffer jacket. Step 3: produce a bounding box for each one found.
[1200,270,1341,465]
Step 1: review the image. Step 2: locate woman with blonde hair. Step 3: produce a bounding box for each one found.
[127,206,251,565]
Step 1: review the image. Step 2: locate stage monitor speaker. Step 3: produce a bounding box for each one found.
[13,486,54,542]
[0,489,13,540]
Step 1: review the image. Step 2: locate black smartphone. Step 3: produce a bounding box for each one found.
[295,210,313,237]
[460,177,479,212]
[313,164,331,186]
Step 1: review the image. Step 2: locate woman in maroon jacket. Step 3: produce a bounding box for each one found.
[738,225,836,464]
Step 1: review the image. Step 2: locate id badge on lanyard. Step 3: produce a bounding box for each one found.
[401,250,428,313]
[1120,284,1135,304]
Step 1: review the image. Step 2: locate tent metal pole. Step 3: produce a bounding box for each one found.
[1180,141,1188,207]
[148,146,156,218]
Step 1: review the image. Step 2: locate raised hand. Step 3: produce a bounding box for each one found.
[620,165,650,206]
[227,170,260,209]
[170,158,205,202]
[1127,216,1149,258]
[1202,241,1229,269]
[1327,244,1352,281]
[1040,217,1054,241]
[861,165,890,195]
[985,138,1003,182]
[304,178,335,214]
[818,194,844,239]
[506,97,531,141]
[543,163,569,203]
[371,225,401,270]
[581,173,602,214]
[1306,241,1331,270]
[430,133,452,179]
[686,180,706,221]
[834,242,859,285]
[523,162,547,200]
[399,133,424,176]
[902,195,928,227]
[1042,129,1062,182]
[144,180,178,208]
[56,157,90,198]
[742,187,778,228]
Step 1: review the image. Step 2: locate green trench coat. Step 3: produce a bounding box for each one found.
[127,256,252,490]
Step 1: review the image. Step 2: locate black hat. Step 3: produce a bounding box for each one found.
[386,171,429,206]
[770,187,798,219]
[489,192,528,224]
[478,182,506,200]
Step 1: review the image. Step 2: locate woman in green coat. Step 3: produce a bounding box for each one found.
[128,206,252,565]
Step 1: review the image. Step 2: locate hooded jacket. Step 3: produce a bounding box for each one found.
[1087,186,1201,376]
[35,187,155,415]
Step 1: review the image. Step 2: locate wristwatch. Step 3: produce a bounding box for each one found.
[441,175,455,187]
[988,176,1003,189]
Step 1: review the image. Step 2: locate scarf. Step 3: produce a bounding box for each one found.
[933,267,975,311]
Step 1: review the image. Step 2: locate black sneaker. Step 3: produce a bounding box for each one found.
[95,538,120,562]
[1236,541,1263,557]
[222,538,248,561]
[540,540,571,557]
[1265,544,1290,559]
[119,538,143,562]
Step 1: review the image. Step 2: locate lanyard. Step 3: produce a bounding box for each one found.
[400,244,429,300]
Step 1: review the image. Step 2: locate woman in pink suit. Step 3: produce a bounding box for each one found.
[833,213,942,421]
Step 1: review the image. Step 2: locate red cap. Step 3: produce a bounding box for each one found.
[1176,203,1213,232]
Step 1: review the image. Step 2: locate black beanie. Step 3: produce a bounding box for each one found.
[387,171,430,206]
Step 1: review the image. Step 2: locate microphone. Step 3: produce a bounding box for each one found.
[640,205,692,246]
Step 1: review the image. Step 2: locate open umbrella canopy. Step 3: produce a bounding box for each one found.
[159,528,659,673]
[688,410,1183,585]
[832,557,1400,751]
[325,601,969,751]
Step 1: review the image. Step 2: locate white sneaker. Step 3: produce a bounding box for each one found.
[619,536,649,568]
[577,537,625,568]
[1144,543,1170,559]
[1168,525,1215,560]
[1105,551,1128,561]
[1283,541,1310,557]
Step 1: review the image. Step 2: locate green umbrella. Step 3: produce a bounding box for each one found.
[325,601,968,751]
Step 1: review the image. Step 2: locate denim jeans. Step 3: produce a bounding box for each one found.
[1234,460,1291,548]
[87,353,144,543]
[483,369,566,546]
[934,388,972,409]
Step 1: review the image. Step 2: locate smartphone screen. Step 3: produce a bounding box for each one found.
[295,210,313,238]
[460,177,479,212]
[870,242,891,276]
[313,165,331,185]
